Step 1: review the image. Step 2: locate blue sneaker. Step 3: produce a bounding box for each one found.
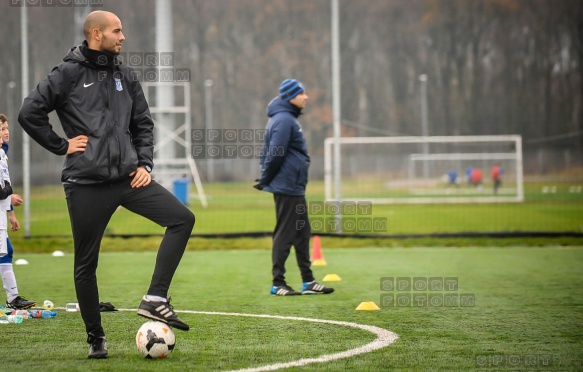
[270,285,301,296]
[302,281,334,295]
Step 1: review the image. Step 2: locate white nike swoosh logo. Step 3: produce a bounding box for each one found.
[83,82,95,88]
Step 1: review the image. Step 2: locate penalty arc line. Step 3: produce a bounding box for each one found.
[63,307,399,370]
[178,310,399,371]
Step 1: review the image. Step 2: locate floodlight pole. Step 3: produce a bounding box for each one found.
[6,82,16,127]
[204,79,214,182]
[419,74,429,178]
[155,0,176,162]
[331,0,342,232]
[21,5,31,237]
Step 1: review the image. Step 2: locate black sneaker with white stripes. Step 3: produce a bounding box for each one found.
[6,296,36,310]
[137,296,189,331]
[87,336,108,359]
[270,285,301,296]
[301,281,334,294]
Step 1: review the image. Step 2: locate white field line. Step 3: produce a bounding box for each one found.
[177,310,397,371]
[54,307,399,370]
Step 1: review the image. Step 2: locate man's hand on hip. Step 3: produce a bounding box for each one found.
[67,135,89,154]
[129,167,152,188]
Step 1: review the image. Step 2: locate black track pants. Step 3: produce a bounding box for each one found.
[64,179,195,338]
[272,194,314,287]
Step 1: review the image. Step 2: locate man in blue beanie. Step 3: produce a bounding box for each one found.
[255,79,334,296]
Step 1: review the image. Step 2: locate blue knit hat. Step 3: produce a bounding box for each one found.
[279,79,305,102]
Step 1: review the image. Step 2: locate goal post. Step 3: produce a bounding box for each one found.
[324,135,524,204]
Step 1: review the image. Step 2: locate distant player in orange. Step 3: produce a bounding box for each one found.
[491,164,503,195]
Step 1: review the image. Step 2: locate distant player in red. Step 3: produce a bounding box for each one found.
[470,168,482,187]
[491,164,503,195]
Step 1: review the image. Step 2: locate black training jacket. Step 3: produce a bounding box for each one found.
[18,41,154,184]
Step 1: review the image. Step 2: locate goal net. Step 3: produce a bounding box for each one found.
[324,135,523,204]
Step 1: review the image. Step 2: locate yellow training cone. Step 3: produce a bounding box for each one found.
[356,301,380,311]
[322,274,342,282]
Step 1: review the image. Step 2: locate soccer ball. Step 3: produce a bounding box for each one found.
[136,321,176,359]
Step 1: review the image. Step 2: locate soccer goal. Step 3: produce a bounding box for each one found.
[324,135,523,204]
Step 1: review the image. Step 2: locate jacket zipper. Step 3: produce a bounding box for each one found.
[104,72,113,180]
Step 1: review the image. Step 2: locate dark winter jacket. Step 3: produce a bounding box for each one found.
[18,41,154,184]
[259,97,310,196]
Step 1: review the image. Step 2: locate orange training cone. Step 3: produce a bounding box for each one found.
[311,235,327,266]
